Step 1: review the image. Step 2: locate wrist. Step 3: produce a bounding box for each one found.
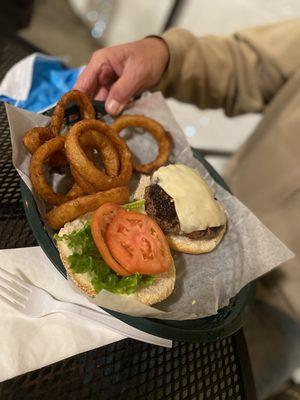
[144,36,170,71]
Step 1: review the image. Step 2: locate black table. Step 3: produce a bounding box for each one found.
[0,34,257,400]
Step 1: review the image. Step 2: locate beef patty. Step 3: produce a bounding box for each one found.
[144,184,224,241]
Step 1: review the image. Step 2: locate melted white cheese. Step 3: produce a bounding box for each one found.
[152,164,226,233]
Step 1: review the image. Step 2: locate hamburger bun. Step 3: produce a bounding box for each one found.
[166,224,226,254]
[56,214,176,305]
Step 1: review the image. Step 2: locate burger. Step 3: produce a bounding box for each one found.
[55,203,175,305]
[55,164,225,305]
[134,164,227,254]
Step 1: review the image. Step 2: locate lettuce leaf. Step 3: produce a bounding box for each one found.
[55,222,154,295]
[122,199,145,211]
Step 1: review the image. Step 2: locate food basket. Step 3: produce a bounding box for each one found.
[20,101,255,342]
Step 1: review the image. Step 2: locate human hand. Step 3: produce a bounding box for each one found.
[74,37,169,115]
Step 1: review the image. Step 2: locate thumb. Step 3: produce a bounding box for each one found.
[105,67,141,115]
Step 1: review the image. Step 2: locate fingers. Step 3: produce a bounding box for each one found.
[75,55,117,100]
[74,52,111,93]
[74,45,145,115]
[74,63,99,94]
[105,66,141,115]
[94,64,115,101]
[98,64,116,86]
[95,87,109,101]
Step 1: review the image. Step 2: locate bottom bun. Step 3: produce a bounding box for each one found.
[132,261,175,305]
[167,224,226,254]
[57,214,175,306]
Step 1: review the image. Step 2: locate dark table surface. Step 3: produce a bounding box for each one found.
[0,33,257,400]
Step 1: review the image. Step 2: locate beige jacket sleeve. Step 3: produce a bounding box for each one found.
[157,19,300,116]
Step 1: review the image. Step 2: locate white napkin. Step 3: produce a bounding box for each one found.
[0,246,170,382]
[0,54,37,100]
[0,53,83,113]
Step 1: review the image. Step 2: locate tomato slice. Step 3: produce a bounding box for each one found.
[91,203,130,276]
[105,212,172,275]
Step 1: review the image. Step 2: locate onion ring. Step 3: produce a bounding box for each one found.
[80,131,119,176]
[71,130,120,193]
[66,183,86,198]
[65,120,132,191]
[50,90,95,136]
[70,144,96,195]
[71,130,121,194]
[70,167,96,195]
[23,126,68,168]
[23,90,96,168]
[29,136,84,205]
[23,127,53,154]
[110,114,171,173]
[46,187,130,230]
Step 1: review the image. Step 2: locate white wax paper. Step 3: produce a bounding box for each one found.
[6,92,294,320]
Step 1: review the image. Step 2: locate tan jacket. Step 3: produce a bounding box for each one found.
[158,19,300,320]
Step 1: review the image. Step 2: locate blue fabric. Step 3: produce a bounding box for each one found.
[0,55,81,112]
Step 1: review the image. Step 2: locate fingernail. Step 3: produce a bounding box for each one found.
[106,99,122,115]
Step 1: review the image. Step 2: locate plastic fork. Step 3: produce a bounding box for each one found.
[0,267,172,348]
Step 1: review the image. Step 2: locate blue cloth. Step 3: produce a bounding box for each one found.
[0,55,82,112]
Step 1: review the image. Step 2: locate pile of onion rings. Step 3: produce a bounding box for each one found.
[24,90,172,230]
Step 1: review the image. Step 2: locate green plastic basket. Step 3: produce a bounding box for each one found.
[20,101,254,342]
